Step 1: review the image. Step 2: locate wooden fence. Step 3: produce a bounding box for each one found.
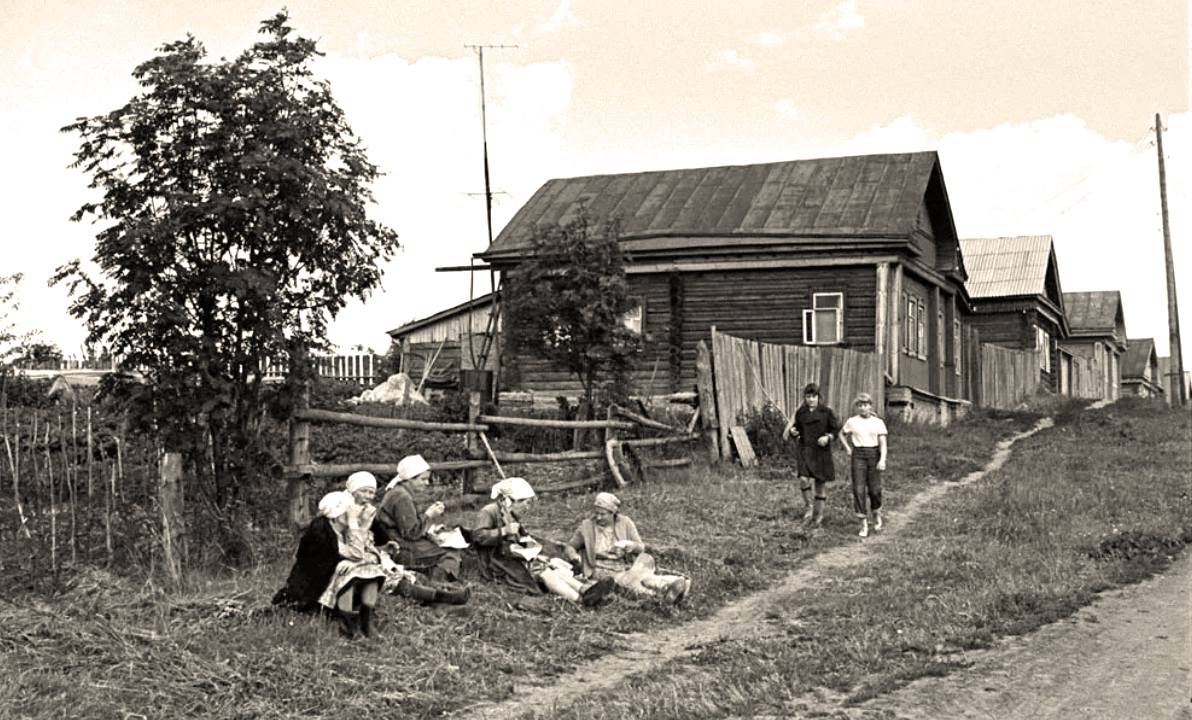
[979,343,1041,409]
[265,353,381,386]
[707,327,881,461]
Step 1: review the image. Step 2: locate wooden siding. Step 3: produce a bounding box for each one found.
[501,266,881,400]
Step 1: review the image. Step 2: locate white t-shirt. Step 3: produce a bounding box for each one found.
[842,415,888,448]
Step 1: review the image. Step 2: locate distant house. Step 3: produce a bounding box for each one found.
[385,293,500,396]
[476,151,974,419]
[1157,355,1191,405]
[959,235,1068,393]
[1059,291,1127,400]
[1121,338,1164,398]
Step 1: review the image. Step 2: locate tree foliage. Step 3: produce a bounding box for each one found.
[52,12,401,512]
[502,209,640,414]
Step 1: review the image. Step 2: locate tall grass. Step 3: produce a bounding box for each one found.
[1,398,1185,719]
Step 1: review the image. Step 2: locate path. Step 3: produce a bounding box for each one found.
[458,415,1191,720]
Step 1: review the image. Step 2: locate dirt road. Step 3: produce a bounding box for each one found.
[458,417,1192,720]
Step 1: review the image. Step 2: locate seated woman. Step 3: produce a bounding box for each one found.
[373,455,465,585]
[467,477,613,606]
[271,491,388,639]
[349,469,469,606]
[563,492,690,604]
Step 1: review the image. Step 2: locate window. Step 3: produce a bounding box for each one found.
[621,298,644,336]
[902,292,926,358]
[937,305,945,361]
[953,318,962,375]
[1036,326,1051,371]
[802,292,843,344]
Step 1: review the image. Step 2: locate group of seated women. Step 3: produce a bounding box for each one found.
[272,455,690,639]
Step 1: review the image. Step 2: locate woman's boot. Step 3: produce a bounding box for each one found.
[397,577,440,604]
[434,585,471,605]
[337,610,361,639]
[359,605,384,639]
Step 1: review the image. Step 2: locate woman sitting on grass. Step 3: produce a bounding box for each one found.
[467,477,614,606]
[373,455,465,586]
[271,491,388,639]
[563,492,689,604]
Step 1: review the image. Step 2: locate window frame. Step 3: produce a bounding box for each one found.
[802,292,844,345]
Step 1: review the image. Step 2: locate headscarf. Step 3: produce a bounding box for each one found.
[490,477,535,502]
[386,454,431,490]
[346,471,377,495]
[594,492,620,513]
[318,491,354,520]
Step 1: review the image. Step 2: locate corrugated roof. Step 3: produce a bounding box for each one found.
[1063,291,1123,334]
[482,151,950,258]
[959,235,1054,298]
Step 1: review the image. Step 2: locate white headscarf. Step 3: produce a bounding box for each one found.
[386,454,431,490]
[318,491,354,519]
[491,477,535,501]
[346,471,377,495]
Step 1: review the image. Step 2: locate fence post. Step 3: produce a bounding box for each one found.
[695,340,720,461]
[287,344,313,527]
[159,451,186,586]
[463,390,482,495]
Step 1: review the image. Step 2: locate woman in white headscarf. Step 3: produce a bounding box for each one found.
[467,478,614,605]
[373,455,464,584]
[563,492,690,604]
[272,490,389,638]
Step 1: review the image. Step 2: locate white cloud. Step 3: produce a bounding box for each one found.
[705,49,756,73]
[815,1,865,38]
[758,31,781,46]
[776,99,802,122]
[539,0,581,34]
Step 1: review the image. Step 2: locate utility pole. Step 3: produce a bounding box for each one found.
[1155,112,1187,405]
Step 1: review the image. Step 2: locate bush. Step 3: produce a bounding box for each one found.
[1,374,55,409]
[740,403,795,461]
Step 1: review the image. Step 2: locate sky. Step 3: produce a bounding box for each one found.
[3,0,1190,362]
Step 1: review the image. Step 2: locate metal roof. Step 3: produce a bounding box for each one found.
[1063,291,1124,334]
[959,235,1055,298]
[481,151,953,259]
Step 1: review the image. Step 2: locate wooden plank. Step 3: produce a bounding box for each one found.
[729,426,757,467]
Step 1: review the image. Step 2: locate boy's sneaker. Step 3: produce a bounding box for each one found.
[858,519,869,538]
[802,505,814,521]
[874,512,883,531]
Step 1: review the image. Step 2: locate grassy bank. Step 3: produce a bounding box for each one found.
[1,398,1185,719]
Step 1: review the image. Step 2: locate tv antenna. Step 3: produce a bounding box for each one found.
[461,42,517,382]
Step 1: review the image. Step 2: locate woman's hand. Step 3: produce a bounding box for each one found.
[345,503,363,528]
[501,521,521,536]
[424,501,445,520]
[817,434,831,447]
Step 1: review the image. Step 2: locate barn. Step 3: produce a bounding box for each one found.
[475,151,974,418]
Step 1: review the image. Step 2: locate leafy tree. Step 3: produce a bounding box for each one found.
[15,341,64,369]
[53,12,401,524]
[0,273,45,409]
[502,208,640,417]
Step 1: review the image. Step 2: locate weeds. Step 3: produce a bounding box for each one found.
[0,398,1188,719]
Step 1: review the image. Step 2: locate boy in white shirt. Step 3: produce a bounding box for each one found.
[840,393,888,538]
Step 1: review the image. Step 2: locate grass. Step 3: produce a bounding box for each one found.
[0,397,1187,719]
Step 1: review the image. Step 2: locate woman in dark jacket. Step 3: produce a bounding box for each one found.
[272,491,387,638]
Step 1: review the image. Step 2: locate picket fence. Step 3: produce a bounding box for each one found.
[260,353,380,386]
